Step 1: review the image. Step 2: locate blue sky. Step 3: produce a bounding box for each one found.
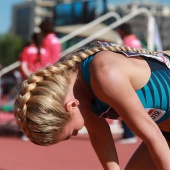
[0,0,170,35]
[0,0,25,34]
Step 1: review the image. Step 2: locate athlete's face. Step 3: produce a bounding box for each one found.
[56,109,85,143]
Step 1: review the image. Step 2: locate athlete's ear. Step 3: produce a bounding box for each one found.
[65,99,80,112]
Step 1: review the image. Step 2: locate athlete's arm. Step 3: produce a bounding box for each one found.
[85,113,120,170]
[90,52,170,170]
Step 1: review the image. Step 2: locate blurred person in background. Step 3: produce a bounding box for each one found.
[19,32,54,140]
[39,19,62,63]
[118,23,142,49]
[20,32,51,79]
[117,23,142,144]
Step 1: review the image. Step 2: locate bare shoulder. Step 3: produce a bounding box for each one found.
[90,51,150,90]
[90,51,127,67]
[90,51,131,84]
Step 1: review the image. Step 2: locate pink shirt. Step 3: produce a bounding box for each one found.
[43,33,61,64]
[123,34,142,49]
[20,44,51,73]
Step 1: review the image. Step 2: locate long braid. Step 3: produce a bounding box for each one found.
[59,43,157,68]
[14,41,166,146]
[15,64,71,145]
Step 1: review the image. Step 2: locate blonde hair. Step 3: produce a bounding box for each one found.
[14,41,157,146]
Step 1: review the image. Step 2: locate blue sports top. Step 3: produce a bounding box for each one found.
[80,51,170,124]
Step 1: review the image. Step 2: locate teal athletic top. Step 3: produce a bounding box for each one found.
[80,51,170,124]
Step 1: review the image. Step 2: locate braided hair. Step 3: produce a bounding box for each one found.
[14,41,162,146]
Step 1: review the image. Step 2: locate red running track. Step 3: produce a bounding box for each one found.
[0,134,141,170]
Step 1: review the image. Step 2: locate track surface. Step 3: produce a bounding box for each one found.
[0,132,141,170]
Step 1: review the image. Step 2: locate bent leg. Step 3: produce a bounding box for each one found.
[125,141,157,170]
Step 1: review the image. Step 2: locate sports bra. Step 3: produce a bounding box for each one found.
[80,50,170,124]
